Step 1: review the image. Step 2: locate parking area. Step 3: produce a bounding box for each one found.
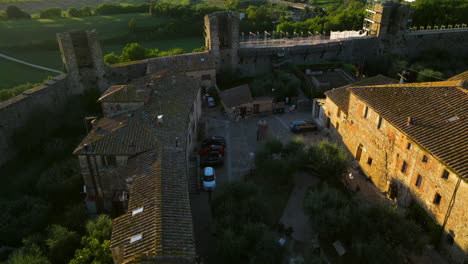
[190,106,324,262]
[202,107,322,185]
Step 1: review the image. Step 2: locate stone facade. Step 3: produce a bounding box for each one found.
[204,11,240,71]
[316,83,468,263]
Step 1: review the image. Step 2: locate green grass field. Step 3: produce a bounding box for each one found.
[0,13,205,90]
[0,14,171,49]
[0,0,48,2]
[0,36,204,90]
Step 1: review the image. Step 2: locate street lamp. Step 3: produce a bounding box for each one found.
[272,88,275,103]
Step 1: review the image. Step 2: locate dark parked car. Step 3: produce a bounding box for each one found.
[289,121,317,133]
[199,144,225,156]
[202,136,226,148]
[200,151,224,166]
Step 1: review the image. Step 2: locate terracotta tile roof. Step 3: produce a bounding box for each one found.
[73,118,158,155]
[110,148,195,264]
[325,75,398,113]
[110,150,163,263]
[448,71,468,81]
[350,80,468,180]
[99,85,151,103]
[147,52,215,74]
[219,84,252,108]
[110,72,199,263]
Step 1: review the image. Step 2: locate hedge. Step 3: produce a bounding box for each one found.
[39,7,62,19]
[5,5,30,20]
[94,4,149,15]
[67,6,92,17]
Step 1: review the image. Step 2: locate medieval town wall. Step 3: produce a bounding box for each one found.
[0,74,82,166]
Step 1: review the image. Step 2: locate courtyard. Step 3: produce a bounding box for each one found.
[190,105,324,263]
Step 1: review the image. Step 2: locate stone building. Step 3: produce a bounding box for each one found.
[313,73,468,263]
[219,84,274,117]
[73,70,205,262]
[98,85,152,118]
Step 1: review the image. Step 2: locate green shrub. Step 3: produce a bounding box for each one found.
[46,225,80,264]
[0,197,49,246]
[67,6,93,17]
[67,7,80,17]
[39,7,62,19]
[121,42,146,62]
[6,5,30,19]
[104,52,122,65]
[94,4,148,15]
[128,17,136,32]
[408,203,442,246]
[192,46,206,52]
[0,82,40,102]
[80,6,92,17]
[0,10,7,20]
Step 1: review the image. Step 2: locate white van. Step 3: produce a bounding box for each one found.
[203,167,216,191]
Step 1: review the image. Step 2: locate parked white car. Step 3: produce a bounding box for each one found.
[207,96,216,107]
[202,167,216,191]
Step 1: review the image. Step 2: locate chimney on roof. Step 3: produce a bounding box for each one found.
[91,119,98,129]
[157,115,164,126]
[407,116,413,126]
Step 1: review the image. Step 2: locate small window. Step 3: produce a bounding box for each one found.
[335,122,339,131]
[441,170,449,179]
[364,106,369,118]
[433,193,441,205]
[407,142,412,150]
[422,155,428,163]
[201,74,211,80]
[415,175,423,187]
[337,110,341,118]
[132,207,144,216]
[401,161,407,173]
[367,157,373,166]
[106,156,117,167]
[377,116,383,129]
[130,234,143,243]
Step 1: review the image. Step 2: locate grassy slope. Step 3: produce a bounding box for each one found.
[0,13,204,89]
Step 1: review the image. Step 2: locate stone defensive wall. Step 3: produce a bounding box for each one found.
[238,37,379,75]
[0,74,80,165]
[0,51,216,167]
[107,51,215,84]
[0,24,466,167]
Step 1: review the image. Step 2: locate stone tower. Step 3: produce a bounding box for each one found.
[57,30,108,93]
[363,0,411,37]
[204,11,240,72]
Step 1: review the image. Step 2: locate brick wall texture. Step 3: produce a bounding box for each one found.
[320,93,467,263]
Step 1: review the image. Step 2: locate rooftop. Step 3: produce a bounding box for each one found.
[219,84,252,108]
[448,70,468,81]
[350,80,468,180]
[109,72,199,263]
[73,117,158,156]
[325,74,398,113]
[99,85,152,103]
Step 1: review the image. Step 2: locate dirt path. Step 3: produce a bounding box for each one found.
[0,53,62,73]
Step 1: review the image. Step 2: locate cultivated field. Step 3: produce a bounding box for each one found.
[0,0,148,13]
[0,13,204,89]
